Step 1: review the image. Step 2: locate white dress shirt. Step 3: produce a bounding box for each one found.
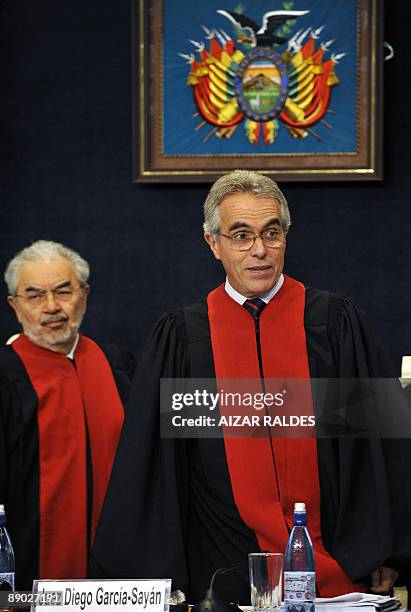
[224,274,284,305]
[66,334,80,360]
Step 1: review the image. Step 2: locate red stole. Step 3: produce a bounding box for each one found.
[12,334,124,580]
[207,277,362,596]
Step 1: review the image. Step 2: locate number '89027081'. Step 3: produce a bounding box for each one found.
[0,590,63,608]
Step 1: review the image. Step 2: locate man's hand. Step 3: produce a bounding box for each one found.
[370,566,399,593]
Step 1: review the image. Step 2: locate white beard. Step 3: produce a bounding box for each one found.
[23,314,84,353]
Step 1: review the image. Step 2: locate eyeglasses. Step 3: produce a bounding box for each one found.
[13,286,85,306]
[218,228,287,251]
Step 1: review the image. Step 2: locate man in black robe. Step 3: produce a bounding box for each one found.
[0,240,135,590]
[90,171,409,603]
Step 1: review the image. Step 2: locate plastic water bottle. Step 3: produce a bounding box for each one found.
[284,502,315,612]
[0,505,15,590]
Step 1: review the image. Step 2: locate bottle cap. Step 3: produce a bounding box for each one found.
[294,502,306,512]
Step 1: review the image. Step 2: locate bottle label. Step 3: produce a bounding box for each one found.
[284,571,315,602]
[0,571,15,590]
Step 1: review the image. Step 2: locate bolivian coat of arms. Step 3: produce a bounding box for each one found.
[177,2,349,147]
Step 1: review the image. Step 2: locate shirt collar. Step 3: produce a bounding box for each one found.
[66,334,80,360]
[224,274,284,305]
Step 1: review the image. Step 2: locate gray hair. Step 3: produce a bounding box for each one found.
[203,169,291,236]
[4,240,90,296]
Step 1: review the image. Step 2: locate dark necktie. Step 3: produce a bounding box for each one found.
[243,297,266,319]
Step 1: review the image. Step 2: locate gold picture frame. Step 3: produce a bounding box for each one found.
[134,0,383,183]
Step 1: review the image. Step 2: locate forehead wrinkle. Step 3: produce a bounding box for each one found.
[220,196,281,231]
[218,194,285,261]
[20,277,74,293]
[228,217,281,233]
[223,209,282,232]
[223,204,280,217]
[23,279,73,292]
[18,259,78,291]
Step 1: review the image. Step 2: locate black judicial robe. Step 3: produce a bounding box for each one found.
[90,288,411,602]
[0,342,135,590]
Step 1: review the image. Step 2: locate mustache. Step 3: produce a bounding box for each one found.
[41,315,69,326]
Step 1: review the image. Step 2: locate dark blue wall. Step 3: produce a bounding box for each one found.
[1,1,410,371]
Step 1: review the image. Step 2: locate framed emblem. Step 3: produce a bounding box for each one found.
[134,0,383,182]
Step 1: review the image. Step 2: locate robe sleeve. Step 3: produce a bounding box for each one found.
[0,376,11,506]
[316,293,411,582]
[327,293,395,377]
[98,343,137,408]
[0,354,41,589]
[89,312,190,590]
[0,372,24,511]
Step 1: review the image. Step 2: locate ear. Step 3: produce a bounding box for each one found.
[7,296,23,325]
[204,232,221,260]
[7,295,18,315]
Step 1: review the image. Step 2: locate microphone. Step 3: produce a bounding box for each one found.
[191,562,247,612]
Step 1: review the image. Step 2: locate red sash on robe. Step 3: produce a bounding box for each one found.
[207,277,363,596]
[12,334,124,580]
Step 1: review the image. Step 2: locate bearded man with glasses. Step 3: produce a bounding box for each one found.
[91,170,408,603]
[0,240,135,590]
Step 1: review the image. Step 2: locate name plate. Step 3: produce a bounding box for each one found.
[31,579,172,612]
